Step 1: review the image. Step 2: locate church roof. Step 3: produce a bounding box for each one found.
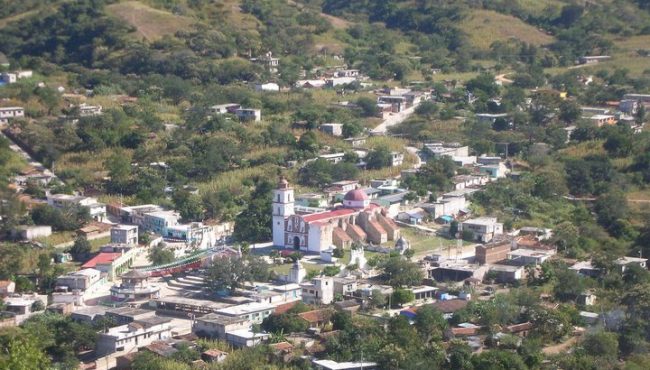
[302,208,356,223]
[343,189,368,201]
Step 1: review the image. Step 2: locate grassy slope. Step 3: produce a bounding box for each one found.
[106,1,196,41]
[461,9,555,50]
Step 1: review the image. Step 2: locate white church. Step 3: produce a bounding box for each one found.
[272,177,400,253]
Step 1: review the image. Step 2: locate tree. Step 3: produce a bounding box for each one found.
[261,313,308,335]
[172,190,203,222]
[391,288,415,307]
[0,330,51,370]
[559,100,581,123]
[594,190,629,228]
[472,350,527,370]
[342,121,363,138]
[414,305,447,344]
[69,235,91,261]
[366,146,392,170]
[447,340,474,370]
[582,331,619,362]
[148,245,175,265]
[381,256,423,287]
[233,180,272,243]
[356,97,379,117]
[368,289,387,309]
[207,255,269,294]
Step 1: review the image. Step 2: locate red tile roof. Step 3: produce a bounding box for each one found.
[505,322,533,333]
[82,252,122,268]
[451,327,480,336]
[431,299,468,313]
[269,342,294,352]
[273,301,300,315]
[302,208,356,223]
[298,309,333,323]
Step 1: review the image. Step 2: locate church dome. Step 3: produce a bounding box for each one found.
[343,189,368,201]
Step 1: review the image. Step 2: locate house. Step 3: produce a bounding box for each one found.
[327,77,357,87]
[95,316,173,356]
[81,248,137,281]
[390,151,404,167]
[477,156,509,179]
[78,103,103,117]
[476,113,509,125]
[214,302,275,324]
[235,108,261,122]
[423,142,469,159]
[295,79,327,89]
[320,123,343,137]
[578,55,611,64]
[397,208,427,225]
[225,329,270,347]
[569,260,602,278]
[254,82,280,92]
[193,313,251,340]
[507,248,555,266]
[318,153,346,164]
[312,360,378,370]
[410,286,438,301]
[295,193,328,208]
[70,306,107,324]
[202,349,228,363]
[578,291,597,306]
[47,194,106,222]
[614,256,647,272]
[377,95,407,112]
[298,309,334,329]
[421,195,467,220]
[55,268,102,292]
[210,103,240,114]
[0,281,16,297]
[111,224,138,245]
[251,51,279,73]
[11,225,52,240]
[0,107,25,123]
[461,217,503,243]
[333,277,357,297]
[143,210,179,235]
[504,322,533,337]
[142,341,178,358]
[475,241,511,264]
[343,136,367,148]
[489,264,525,283]
[334,69,359,78]
[300,277,334,305]
[3,294,47,323]
[587,114,616,127]
[269,342,294,363]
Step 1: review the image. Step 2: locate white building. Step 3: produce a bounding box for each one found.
[255,82,280,92]
[235,108,261,122]
[55,268,102,291]
[193,313,251,340]
[460,217,503,243]
[111,224,138,245]
[11,225,52,240]
[0,106,25,123]
[300,277,334,305]
[78,103,103,117]
[96,316,173,356]
[320,123,343,136]
[47,194,106,222]
[214,302,275,324]
[210,103,240,114]
[390,151,404,167]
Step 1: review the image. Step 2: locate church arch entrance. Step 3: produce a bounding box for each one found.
[293,236,301,250]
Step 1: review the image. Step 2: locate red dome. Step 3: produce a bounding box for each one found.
[343,189,368,201]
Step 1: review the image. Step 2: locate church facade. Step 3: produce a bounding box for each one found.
[272,177,400,253]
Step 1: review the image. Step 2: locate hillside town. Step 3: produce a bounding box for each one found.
[1,1,650,369]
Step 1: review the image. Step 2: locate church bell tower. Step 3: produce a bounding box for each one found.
[272,176,294,247]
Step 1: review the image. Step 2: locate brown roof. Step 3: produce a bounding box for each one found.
[451,327,480,336]
[202,349,228,358]
[144,341,177,357]
[269,342,293,352]
[298,309,333,324]
[274,301,300,315]
[431,299,468,313]
[0,280,14,288]
[505,322,533,333]
[333,227,352,242]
